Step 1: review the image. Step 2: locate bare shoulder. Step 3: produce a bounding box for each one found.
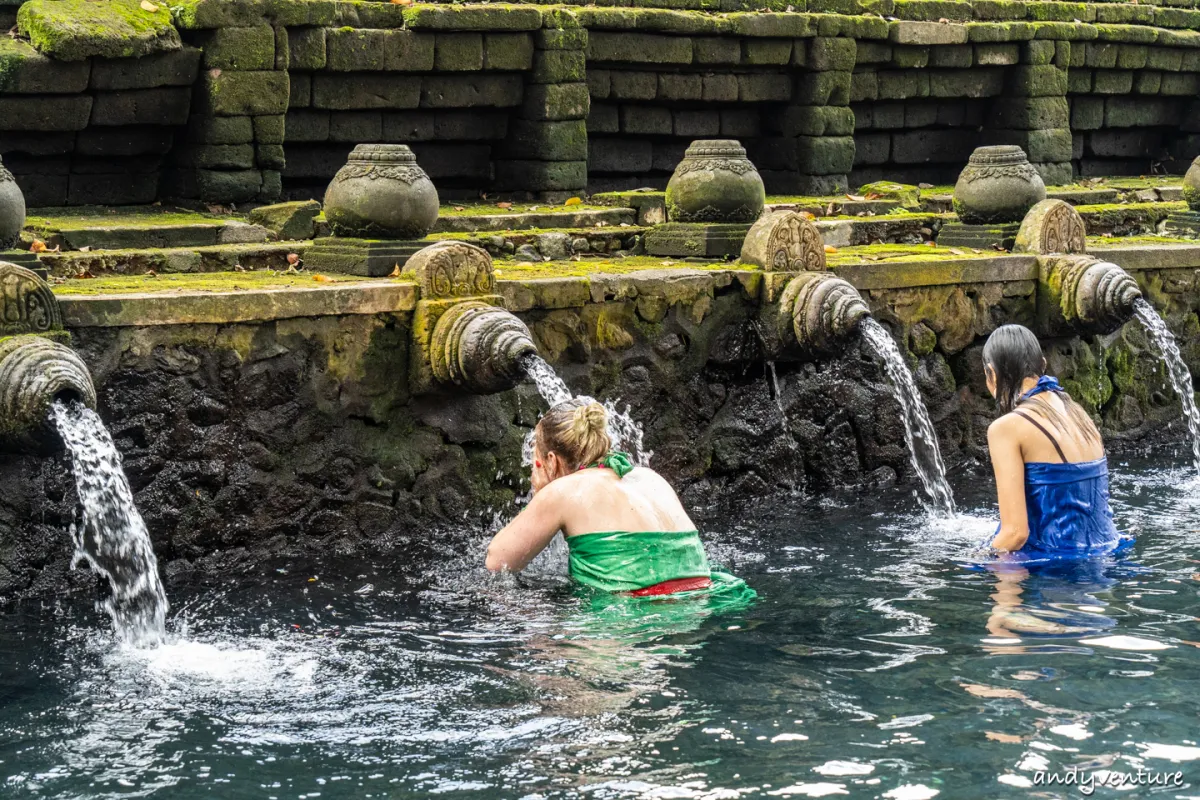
[988,413,1025,445]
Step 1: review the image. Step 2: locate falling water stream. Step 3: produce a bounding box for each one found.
[520,353,650,465]
[1133,298,1200,474]
[859,318,956,514]
[50,400,168,646]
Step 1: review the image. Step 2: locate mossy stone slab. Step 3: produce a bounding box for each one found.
[19,0,181,61]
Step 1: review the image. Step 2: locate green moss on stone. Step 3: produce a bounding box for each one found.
[52,270,384,296]
[19,0,181,61]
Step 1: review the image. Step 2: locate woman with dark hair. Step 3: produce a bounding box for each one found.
[982,324,1127,558]
[486,398,752,599]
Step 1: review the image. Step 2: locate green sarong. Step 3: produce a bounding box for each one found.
[566,529,754,604]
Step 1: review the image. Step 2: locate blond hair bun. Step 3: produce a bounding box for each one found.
[536,398,612,469]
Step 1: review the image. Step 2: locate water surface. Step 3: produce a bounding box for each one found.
[3,454,1200,798]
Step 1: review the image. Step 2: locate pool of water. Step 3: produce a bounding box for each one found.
[4,452,1200,798]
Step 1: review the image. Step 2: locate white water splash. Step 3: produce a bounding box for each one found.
[1133,298,1200,474]
[520,354,651,465]
[51,401,168,645]
[859,319,955,515]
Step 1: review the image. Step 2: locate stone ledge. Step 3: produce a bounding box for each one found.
[832,254,1037,289]
[59,281,416,327]
[1092,244,1200,272]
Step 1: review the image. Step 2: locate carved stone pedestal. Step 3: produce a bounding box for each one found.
[937,221,1022,250]
[644,222,753,258]
[304,237,430,277]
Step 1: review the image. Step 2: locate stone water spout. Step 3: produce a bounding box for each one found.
[1015,199,1142,336]
[779,271,871,355]
[408,241,537,395]
[741,210,870,357]
[0,262,96,451]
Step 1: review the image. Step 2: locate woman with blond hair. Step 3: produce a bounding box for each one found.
[487,398,751,598]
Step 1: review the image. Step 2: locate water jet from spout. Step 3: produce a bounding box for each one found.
[1131,298,1200,475]
[859,319,955,515]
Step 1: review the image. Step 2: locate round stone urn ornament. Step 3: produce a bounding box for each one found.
[665,140,765,224]
[1182,156,1200,211]
[951,145,1046,225]
[323,144,439,239]
[0,156,26,249]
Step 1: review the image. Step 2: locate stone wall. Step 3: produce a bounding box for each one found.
[3,252,1198,602]
[6,0,1200,205]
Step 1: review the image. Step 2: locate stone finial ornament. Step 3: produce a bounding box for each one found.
[1038,254,1142,335]
[0,156,25,250]
[778,271,870,355]
[1182,156,1200,211]
[404,241,495,299]
[952,145,1047,224]
[665,140,765,224]
[323,144,439,239]
[1014,199,1087,255]
[0,261,62,335]
[740,210,827,272]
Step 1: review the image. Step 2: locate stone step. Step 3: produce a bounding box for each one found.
[24,206,272,252]
[40,242,305,278]
[432,207,635,233]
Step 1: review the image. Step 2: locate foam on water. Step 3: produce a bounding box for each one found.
[50,400,168,645]
[1133,298,1200,474]
[859,319,955,515]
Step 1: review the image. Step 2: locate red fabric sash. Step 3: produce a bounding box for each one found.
[629,576,713,597]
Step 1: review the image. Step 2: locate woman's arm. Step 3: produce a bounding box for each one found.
[988,416,1030,552]
[486,485,566,573]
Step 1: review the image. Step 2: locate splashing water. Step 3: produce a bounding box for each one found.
[520,354,651,465]
[1133,298,1200,474]
[859,319,955,515]
[51,401,168,645]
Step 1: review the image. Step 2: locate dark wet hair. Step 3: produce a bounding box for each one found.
[982,324,1101,448]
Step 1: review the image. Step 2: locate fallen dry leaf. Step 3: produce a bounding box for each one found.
[937,16,949,22]
[388,264,402,278]
[865,192,882,200]
[845,193,867,202]
[496,201,513,210]
[140,0,160,11]
[925,240,937,247]
[391,0,413,5]
[823,244,838,254]
[948,248,965,255]
[313,274,333,283]
[453,206,465,212]
[29,239,47,253]
[799,211,816,220]
[565,197,583,206]
[79,246,91,252]
[78,270,95,279]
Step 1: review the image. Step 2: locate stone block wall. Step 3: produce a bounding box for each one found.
[0,44,200,206]
[8,0,1200,205]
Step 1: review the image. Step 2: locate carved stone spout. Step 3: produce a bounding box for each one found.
[779,271,871,355]
[0,336,97,448]
[0,261,97,450]
[407,241,539,394]
[1038,254,1142,336]
[430,300,537,394]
